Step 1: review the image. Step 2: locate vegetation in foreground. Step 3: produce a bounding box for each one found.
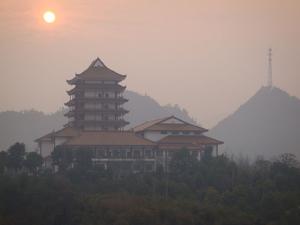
[0,143,300,225]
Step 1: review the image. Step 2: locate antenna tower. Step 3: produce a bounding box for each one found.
[268,48,273,88]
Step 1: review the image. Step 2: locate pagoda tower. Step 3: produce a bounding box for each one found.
[64,58,129,131]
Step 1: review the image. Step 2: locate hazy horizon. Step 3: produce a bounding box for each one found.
[1,0,300,128]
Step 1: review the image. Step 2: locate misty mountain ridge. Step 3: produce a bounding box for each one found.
[0,90,195,151]
[210,86,300,159]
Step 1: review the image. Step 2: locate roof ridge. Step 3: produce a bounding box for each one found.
[132,116,173,132]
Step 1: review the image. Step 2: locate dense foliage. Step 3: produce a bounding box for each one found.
[1,143,300,225]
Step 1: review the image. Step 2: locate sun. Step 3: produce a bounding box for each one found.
[43,11,56,24]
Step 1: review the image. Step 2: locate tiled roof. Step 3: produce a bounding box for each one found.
[35,127,80,142]
[132,117,170,132]
[68,58,126,83]
[63,131,156,146]
[147,123,208,132]
[158,135,224,145]
[54,127,81,137]
[132,116,207,133]
[158,135,223,150]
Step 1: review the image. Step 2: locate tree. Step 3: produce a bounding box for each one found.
[24,152,43,175]
[169,148,198,175]
[202,146,213,161]
[51,146,74,172]
[0,151,8,174]
[275,153,299,168]
[74,148,92,169]
[6,142,26,172]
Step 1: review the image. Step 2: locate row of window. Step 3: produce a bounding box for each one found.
[84,114,122,121]
[160,131,202,135]
[84,103,119,110]
[85,81,117,84]
[84,125,120,131]
[93,149,156,159]
[93,161,154,172]
[84,91,117,98]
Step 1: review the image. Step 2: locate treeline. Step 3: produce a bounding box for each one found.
[1,143,300,225]
[0,143,43,175]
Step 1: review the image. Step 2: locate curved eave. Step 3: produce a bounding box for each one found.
[64,109,129,117]
[74,97,128,104]
[76,66,127,82]
[65,99,75,106]
[76,120,130,128]
[66,85,126,95]
[67,75,81,85]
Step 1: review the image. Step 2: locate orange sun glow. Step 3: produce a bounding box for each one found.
[43,11,56,24]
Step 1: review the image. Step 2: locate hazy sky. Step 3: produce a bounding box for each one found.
[0,0,299,128]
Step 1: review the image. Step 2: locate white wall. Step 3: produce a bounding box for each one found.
[40,137,70,158]
[40,141,54,158]
[54,137,69,146]
[144,131,169,142]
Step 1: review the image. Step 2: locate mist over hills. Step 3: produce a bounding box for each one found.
[0,90,195,151]
[2,86,299,159]
[209,86,300,159]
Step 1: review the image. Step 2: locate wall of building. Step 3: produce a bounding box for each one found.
[84,91,116,98]
[143,131,169,142]
[143,130,201,142]
[40,137,70,158]
[40,141,54,158]
[84,103,116,110]
[54,137,69,146]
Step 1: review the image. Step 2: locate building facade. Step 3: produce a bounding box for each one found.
[36,58,223,172]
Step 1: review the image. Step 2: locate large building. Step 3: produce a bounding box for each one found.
[65,58,129,131]
[36,58,223,172]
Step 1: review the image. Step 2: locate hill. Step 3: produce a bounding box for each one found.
[209,86,300,159]
[0,90,195,151]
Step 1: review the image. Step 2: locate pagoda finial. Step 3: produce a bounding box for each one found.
[267,48,273,88]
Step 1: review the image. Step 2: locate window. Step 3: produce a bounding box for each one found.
[127,150,132,158]
[133,150,141,158]
[157,150,163,157]
[96,149,105,158]
[106,149,112,157]
[120,151,126,158]
[171,131,179,135]
[113,150,121,158]
[161,131,168,134]
[183,131,190,135]
[145,150,153,158]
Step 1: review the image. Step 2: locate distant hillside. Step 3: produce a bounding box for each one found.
[0,90,195,151]
[124,91,195,127]
[0,110,66,152]
[209,86,300,159]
